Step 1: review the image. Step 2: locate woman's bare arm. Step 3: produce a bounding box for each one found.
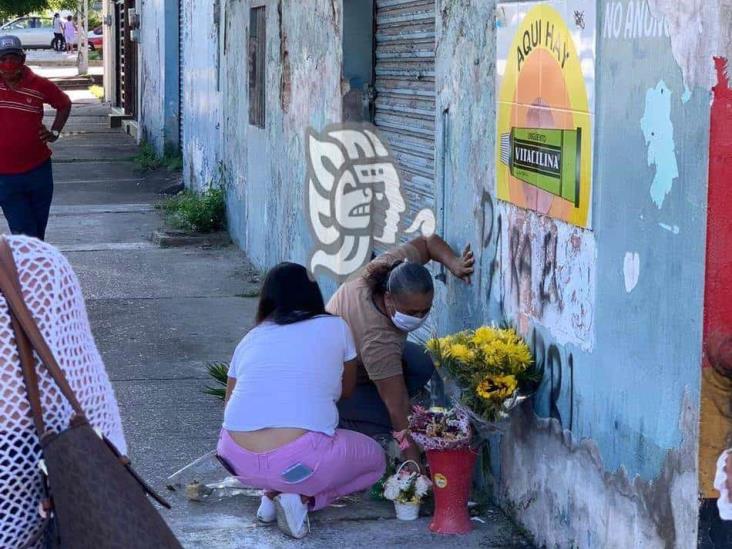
[408,234,475,284]
[225,377,237,404]
[341,359,359,399]
[374,374,421,464]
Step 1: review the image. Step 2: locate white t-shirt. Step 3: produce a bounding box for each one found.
[223,315,357,436]
[53,17,63,33]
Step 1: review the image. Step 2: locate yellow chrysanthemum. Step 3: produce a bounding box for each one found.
[476,336,532,373]
[475,374,518,400]
[444,343,475,363]
[472,326,498,346]
[428,326,532,388]
[507,345,533,372]
[425,338,440,354]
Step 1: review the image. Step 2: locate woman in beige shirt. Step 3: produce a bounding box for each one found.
[326,233,473,464]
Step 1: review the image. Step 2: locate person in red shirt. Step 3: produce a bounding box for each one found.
[0,35,71,240]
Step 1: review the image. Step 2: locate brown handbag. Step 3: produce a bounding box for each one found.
[0,240,183,549]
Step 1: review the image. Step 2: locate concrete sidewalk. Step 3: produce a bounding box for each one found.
[14,76,533,547]
[25,48,104,69]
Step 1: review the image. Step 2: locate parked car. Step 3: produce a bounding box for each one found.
[88,26,103,50]
[0,16,54,48]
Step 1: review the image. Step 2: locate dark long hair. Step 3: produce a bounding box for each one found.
[364,259,433,297]
[255,262,327,325]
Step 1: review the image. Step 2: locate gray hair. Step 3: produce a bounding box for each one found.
[386,261,433,296]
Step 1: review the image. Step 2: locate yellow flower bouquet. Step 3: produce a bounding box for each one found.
[426,326,538,427]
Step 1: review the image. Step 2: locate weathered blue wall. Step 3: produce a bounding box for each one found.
[222,0,342,298]
[139,0,179,153]
[139,0,165,149]
[585,0,708,479]
[180,0,223,189]
[435,1,705,546]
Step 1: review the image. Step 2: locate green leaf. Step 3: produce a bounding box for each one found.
[204,361,230,401]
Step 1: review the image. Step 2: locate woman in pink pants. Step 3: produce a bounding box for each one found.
[217,263,385,539]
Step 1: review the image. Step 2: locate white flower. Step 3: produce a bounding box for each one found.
[383,476,400,501]
[414,475,432,498]
[397,473,413,492]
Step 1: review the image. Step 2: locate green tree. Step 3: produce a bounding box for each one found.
[0,0,76,20]
[48,0,78,12]
[0,0,46,19]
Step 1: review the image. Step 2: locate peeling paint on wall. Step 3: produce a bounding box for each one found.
[494,203,596,352]
[640,80,678,209]
[500,393,698,548]
[658,223,680,234]
[180,0,223,190]
[648,0,730,94]
[624,252,640,293]
[139,0,166,151]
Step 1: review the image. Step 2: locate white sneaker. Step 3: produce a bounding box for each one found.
[274,493,310,539]
[256,495,276,523]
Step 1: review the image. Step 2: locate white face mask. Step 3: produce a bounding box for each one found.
[391,310,429,332]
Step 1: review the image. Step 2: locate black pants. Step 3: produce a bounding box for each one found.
[0,160,54,241]
[337,342,435,436]
[699,498,732,548]
[52,33,65,51]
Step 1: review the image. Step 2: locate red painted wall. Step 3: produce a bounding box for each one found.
[704,57,732,359]
[700,58,732,498]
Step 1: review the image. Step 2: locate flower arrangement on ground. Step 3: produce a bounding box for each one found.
[408,406,472,450]
[383,465,432,504]
[426,326,538,424]
[407,406,477,534]
[382,460,432,520]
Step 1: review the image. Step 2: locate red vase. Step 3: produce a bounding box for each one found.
[426,448,478,535]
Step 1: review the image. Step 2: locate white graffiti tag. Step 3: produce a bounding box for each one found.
[306,123,435,279]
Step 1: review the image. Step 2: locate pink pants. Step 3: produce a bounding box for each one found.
[217,428,385,511]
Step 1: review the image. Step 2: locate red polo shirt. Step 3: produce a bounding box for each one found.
[0,67,71,175]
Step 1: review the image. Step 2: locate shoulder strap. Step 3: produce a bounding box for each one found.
[0,239,86,421]
[11,311,46,436]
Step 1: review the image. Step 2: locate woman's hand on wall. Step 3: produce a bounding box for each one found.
[447,244,475,285]
[414,234,475,284]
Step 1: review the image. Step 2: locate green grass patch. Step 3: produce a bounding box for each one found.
[88,50,102,61]
[133,141,163,170]
[89,85,104,100]
[133,141,183,172]
[163,153,183,171]
[163,186,226,233]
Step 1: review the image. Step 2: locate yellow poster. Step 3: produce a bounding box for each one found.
[496,2,595,227]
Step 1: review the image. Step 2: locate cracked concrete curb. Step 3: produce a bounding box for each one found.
[151,230,232,248]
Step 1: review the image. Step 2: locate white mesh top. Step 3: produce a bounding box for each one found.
[0,236,126,548]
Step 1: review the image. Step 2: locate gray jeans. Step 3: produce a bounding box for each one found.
[337,342,438,436]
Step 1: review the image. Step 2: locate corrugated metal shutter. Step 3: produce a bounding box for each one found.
[374,0,436,230]
[374,0,436,345]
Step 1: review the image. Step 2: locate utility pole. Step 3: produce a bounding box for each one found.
[77,0,89,75]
